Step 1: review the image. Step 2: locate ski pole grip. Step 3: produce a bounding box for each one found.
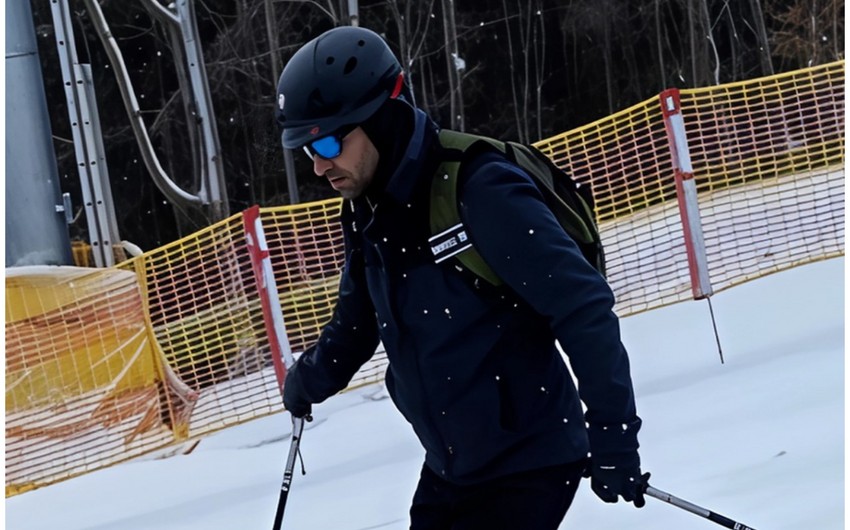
[645,485,757,530]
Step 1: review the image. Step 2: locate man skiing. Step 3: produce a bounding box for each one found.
[275,26,647,529]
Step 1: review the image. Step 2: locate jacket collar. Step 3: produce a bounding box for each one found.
[349,107,439,219]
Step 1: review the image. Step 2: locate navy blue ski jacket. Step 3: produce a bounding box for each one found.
[289,108,641,485]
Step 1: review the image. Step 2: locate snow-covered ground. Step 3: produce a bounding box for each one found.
[6,257,844,530]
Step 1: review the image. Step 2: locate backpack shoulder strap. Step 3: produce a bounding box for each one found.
[430,130,606,283]
[429,129,504,287]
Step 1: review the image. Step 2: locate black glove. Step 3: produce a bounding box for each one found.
[587,419,647,507]
[590,461,649,508]
[283,360,313,419]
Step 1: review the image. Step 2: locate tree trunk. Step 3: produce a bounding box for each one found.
[699,0,720,84]
[533,0,545,141]
[519,0,531,141]
[654,0,667,89]
[441,0,464,130]
[602,1,614,114]
[748,0,774,75]
[502,0,522,140]
[264,0,282,78]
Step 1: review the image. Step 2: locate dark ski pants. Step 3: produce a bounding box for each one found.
[409,459,585,530]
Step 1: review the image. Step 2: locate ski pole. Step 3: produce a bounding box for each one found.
[645,485,757,530]
[272,416,307,530]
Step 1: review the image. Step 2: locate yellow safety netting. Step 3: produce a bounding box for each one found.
[6,61,844,496]
[534,96,689,313]
[679,62,845,290]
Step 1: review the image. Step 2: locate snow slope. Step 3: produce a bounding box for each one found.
[6,257,844,530]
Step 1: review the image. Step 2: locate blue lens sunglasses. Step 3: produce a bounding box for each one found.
[302,125,356,160]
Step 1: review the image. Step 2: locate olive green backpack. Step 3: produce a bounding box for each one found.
[428,129,605,286]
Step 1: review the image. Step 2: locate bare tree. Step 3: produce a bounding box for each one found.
[265,0,282,77]
[532,0,545,140]
[687,0,721,85]
[654,0,668,88]
[502,0,523,140]
[766,0,844,69]
[441,0,464,130]
[748,0,775,75]
[386,0,437,110]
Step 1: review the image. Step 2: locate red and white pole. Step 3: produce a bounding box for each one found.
[243,205,307,528]
[660,89,713,300]
[242,205,293,397]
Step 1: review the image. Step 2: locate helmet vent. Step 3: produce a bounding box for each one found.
[326,56,335,65]
[343,57,358,75]
[358,39,366,47]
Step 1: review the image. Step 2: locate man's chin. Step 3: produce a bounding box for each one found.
[336,187,361,200]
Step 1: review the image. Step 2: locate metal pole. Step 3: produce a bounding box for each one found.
[175,0,229,220]
[79,0,203,211]
[646,485,758,530]
[5,0,73,266]
[283,147,299,204]
[81,64,121,250]
[347,0,359,26]
[51,0,117,266]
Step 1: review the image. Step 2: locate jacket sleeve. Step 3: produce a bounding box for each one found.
[288,214,381,406]
[458,155,640,458]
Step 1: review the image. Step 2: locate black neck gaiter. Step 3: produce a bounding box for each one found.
[359,98,415,202]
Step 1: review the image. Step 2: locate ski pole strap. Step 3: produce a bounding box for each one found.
[645,485,757,530]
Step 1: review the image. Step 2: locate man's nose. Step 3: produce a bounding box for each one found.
[313,155,333,176]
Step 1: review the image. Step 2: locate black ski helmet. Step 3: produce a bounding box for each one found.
[276,26,404,149]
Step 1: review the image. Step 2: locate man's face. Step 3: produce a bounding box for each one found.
[308,127,379,200]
